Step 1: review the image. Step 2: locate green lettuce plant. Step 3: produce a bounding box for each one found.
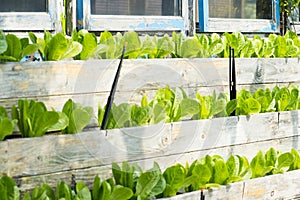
[2,148,300,199]
[252,35,275,58]
[289,148,300,170]
[0,106,17,141]
[72,29,99,60]
[149,86,201,122]
[144,34,174,59]
[0,33,38,62]
[162,164,186,197]
[100,85,299,130]
[227,85,300,116]
[226,155,252,183]
[29,31,82,61]
[11,99,68,138]
[271,31,300,57]
[274,85,299,111]
[98,31,123,59]
[135,162,166,200]
[193,91,227,119]
[0,30,7,55]
[195,33,224,58]
[251,148,294,178]
[221,31,300,58]
[172,33,201,58]
[112,162,142,194]
[62,99,93,134]
[184,160,214,192]
[0,175,20,200]
[1,30,300,61]
[93,176,133,200]
[23,183,55,200]
[98,98,167,130]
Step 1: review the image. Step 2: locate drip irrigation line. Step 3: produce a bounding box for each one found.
[100,42,127,130]
[229,47,236,116]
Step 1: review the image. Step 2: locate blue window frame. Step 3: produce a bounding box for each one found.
[0,0,64,31]
[198,0,280,33]
[77,0,193,33]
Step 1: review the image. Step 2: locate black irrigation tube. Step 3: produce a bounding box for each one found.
[229,47,237,116]
[100,42,127,130]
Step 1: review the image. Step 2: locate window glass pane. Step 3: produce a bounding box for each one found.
[91,0,181,16]
[291,6,300,22]
[0,0,46,12]
[209,0,272,19]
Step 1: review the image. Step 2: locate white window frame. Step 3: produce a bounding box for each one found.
[198,0,280,33]
[0,0,64,31]
[81,0,193,33]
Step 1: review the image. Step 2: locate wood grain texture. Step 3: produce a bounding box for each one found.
[0,0,63,32]
[207,18,277,33]
[278,110,300,139]
[1,58,299,97]
[170,112,279,154]
[0,141,8,176]
[14,133,300,194]
[293,23,300,34]
[0,58,299,116]
[0,13,52,31]
[3,123,172,177]
[160,170,300,200]
[1,111,299,181]
[0,58,300,194]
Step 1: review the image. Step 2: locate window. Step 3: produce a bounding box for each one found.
[290,4,300,33]
[198,0,280,33]
[0,0,64,31]
[91,0,181,16]
[80,0,193,33]
[0,0,46,12]
[291,5,300,22]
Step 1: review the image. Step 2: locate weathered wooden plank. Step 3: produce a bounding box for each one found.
[278,110,300,139]
[237,58,300,85]
[1,59,299,99]
[0,59,220,98]
[0,13,52,31]
[14,134,300,194]
[207,18,278,33]
[65,0,76,35]
[2,83,298,129]
[0,141,8,176]
[0,58,299,194]
[170,112,278,155]
[4,123,172,177]
[160,170,300,200]
[162,135,300,170]
[17,170,74,193]
[0,0,63,32]
[0,84,298,130]
[2,111,299,179]
[0,58,299,119]
[242,170,300,200]
[0,60,115,98]
[293,23,300,34]
[186,0,195,36]
[160,182,244,200]
[85,15,185,32]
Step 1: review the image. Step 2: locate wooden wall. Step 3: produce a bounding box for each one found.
[0,58,299,116]
[0,58,299,196]
[0,109,299,195]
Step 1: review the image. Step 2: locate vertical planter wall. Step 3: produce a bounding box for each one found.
[1,58,299,113]
[0,58,299,195]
